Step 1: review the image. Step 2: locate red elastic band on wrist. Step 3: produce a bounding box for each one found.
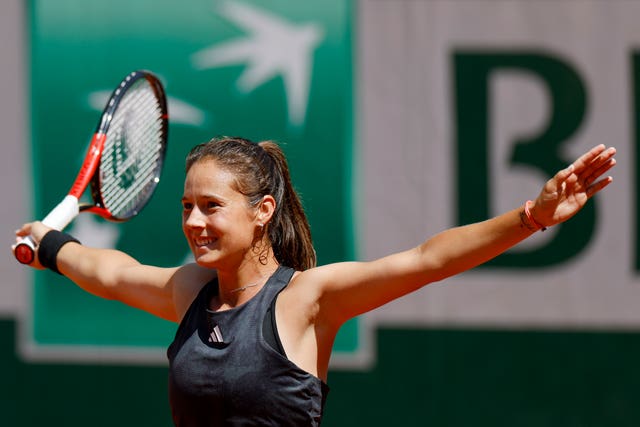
[524,200,547,231]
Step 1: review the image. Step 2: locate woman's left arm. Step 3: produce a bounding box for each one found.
[306,144,616,326]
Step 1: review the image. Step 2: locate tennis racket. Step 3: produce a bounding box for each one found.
[14,70,169,265]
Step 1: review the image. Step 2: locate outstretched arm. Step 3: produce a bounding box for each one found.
[13,221,213,322]
[299,144,617,326]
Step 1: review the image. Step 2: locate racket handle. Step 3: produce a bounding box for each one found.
[14,236,37,264]
[14,195,80,265]
[41,195,80,230]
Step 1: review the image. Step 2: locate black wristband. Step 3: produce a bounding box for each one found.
[38,230,80,275]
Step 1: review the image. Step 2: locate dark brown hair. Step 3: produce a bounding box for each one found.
[185,136,316,270]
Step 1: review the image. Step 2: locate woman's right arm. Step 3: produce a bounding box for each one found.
[15,221,213,323]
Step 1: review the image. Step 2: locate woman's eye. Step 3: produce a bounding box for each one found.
[182,202,193,211]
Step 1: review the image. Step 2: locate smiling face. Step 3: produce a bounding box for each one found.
[182,158,262,269]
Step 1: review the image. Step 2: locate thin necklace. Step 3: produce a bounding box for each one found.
[230,283,260,293]
[227,266,279,293]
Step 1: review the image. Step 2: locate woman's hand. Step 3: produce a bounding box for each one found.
[13,221,54,269]
[529,144,616,228]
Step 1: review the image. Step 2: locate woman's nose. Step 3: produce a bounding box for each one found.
[184,207,206,229]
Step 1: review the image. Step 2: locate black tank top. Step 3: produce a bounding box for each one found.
[167,266,329,426]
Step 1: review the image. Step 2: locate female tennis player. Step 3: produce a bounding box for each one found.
[14,137,616,426]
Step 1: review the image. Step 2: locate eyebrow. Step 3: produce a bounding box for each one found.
[181,193,226,203]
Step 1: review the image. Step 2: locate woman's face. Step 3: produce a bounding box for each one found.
[182,158,259,268]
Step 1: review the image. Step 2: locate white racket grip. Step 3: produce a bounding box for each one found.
[41,195,80,231]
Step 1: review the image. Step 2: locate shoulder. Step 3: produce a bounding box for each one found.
[171,263,217,322]
[285,261,367,291]
[279,257,418,326]
[277,264,347,321]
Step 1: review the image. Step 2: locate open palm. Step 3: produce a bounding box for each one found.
[531,144,616,227]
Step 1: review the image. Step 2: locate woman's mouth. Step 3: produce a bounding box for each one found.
[194,237,216,248]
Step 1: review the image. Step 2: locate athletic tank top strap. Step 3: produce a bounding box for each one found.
[263,284,287,356]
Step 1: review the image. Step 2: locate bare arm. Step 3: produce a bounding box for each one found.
[14,221,214,322]
[301,207,531,326]
[57,242,180,321]
[298,144,617,327]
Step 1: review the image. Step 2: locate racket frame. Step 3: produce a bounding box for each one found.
[14,70,168,264]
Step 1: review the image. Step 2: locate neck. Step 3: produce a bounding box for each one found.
[215,257,280,308]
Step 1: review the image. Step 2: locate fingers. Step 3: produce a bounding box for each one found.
[583,156,616,189]
[586,175,614,198]
[541,145,616,207]
[581,145,616,173]
[553,145,616,187]
[14,223,33,238]
[552,162,576,185]
[570,144,609,175]
[18,221,52,242]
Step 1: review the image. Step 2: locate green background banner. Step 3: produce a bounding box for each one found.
[28,0,359,360]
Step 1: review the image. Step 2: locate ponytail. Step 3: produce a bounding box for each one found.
[259,141,316,270]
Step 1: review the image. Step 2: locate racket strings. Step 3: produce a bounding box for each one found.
[102,143,163,215]
[102,126,163,214]
[100,80,166,218]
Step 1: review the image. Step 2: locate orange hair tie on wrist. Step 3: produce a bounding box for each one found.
[524,200,547,231]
